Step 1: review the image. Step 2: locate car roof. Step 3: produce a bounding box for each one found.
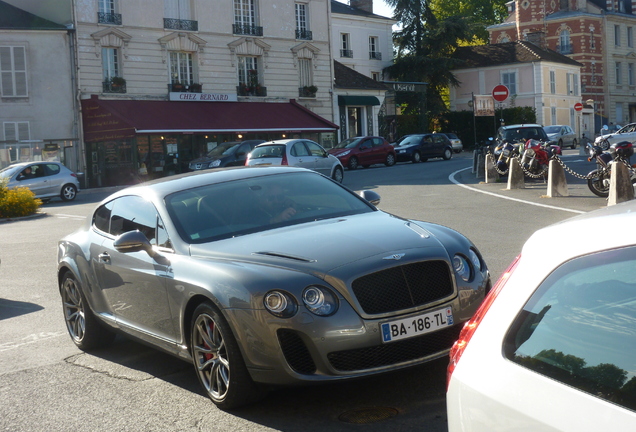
[101,166,312,202]
[500,124,543,130]
[256,139,304,146]
[523,200,636,266]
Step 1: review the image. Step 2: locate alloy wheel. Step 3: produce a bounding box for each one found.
[193,313,230,403]
[62,276,86,343]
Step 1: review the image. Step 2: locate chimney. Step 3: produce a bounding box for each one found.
[525,30,547,49]
[350,0,373,13]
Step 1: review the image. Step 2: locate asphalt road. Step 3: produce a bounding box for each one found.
[0,150,611,432]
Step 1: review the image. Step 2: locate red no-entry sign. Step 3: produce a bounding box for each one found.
[574,102,583,111]
[492,85,509,102]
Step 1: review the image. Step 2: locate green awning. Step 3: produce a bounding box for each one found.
[338,95,380,106]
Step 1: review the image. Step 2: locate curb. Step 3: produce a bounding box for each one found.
[0,211,47,224]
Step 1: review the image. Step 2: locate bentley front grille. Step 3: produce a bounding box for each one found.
[352,260,453,315]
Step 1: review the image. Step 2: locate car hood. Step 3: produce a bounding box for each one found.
[546,133,559,140]
[328,148,352,156]
[189,156,225,165]
[188,212,452,276]
[394,143,419,150]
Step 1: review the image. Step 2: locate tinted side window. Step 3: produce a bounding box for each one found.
[305,141,326,157]
[44,164,61,176]
[93,200,114,233]
[504,246,636,412]
[291,143,310,157]
[109,196,158,243]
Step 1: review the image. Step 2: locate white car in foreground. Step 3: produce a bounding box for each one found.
[447,201,636,431]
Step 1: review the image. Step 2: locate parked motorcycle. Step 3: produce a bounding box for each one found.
[520,139,560,177]
[586,140,636,197]
[493,139,523,174]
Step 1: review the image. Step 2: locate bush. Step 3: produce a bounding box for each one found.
[0,178,42,218]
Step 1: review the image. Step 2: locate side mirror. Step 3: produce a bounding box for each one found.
[114,230,155,256]
[358,190,381,206]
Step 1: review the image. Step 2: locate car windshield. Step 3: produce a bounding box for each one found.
[395,136,422,146]
[206,142,240,158]
[250,145,285,159]
[0,165,22,178]
[165,171,375,243]
[501,127,547,142]
[543,126,561,134]
[334,137,363,149]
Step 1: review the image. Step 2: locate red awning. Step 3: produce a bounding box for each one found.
[81,95,338,142]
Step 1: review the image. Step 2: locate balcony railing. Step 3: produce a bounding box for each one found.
[340,49,353,58]
[97,12,122,25]
[168,83,202,93]
[103,81,126,93]
[163,18,198,31]
[237,85,267,96]
[233,23,263,36]
[369,51,382,60]
[295,29,313,40]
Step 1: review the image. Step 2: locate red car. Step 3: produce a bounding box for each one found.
[327,136,396,170]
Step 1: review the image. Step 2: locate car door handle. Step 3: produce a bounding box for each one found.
[98,252,111,264]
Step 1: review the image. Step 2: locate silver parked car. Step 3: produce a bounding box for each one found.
[595,123,636,149]
[543,124,577,149]
[0,161,80,201]
[57,166,490,409]
[246,138,344,183]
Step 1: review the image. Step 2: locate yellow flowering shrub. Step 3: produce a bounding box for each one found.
[0,179,42,218]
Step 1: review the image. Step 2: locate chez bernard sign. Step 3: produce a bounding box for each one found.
[169,92,238,102]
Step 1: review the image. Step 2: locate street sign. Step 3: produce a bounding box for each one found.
[574,102,583,111]
[492,85,509,102]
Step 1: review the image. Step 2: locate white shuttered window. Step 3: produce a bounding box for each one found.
[3,122,30,141]
[0,46,27,97]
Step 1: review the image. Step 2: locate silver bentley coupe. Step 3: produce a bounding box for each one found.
[57,166,490,409]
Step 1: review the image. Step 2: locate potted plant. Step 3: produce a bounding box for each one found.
[109,76,126,92]
[189,82,202,93]
[171,81,185,92]
[302,85,318,97]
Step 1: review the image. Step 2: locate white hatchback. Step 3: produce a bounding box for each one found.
[245,139,344,183]
[447,201,636,431]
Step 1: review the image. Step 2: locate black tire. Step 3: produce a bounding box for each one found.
[60,184,77,201]
[571,139,577,149]
[600,139,611,151]
[60,271,116,350]
[587,169,610,198]
[331,166,344,183]
[348,156,358,170]
[385,153,396,166]
[191,302,264,410]
[412,151,421,163]
[442,148,453,161]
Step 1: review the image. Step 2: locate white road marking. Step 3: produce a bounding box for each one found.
[449,167,585,214]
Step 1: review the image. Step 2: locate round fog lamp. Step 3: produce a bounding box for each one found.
[264,291,297,318]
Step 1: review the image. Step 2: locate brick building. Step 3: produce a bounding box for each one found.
[488,0,636,134]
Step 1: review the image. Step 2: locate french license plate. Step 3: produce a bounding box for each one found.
[381,307,453,343]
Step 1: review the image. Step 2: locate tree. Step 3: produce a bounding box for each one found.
[384,0,482,129]
[429,0,508,42]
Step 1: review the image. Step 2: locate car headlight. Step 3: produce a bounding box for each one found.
[453,254,472,282]
[338,150,350,158]
[302,286,338,316]
[468,249,482,272]
[264,291,298,318]
[209,160,221,168]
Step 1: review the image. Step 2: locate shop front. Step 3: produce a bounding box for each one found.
[81,95,338,188]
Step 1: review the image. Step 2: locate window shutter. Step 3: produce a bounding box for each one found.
[4,123,16,141]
